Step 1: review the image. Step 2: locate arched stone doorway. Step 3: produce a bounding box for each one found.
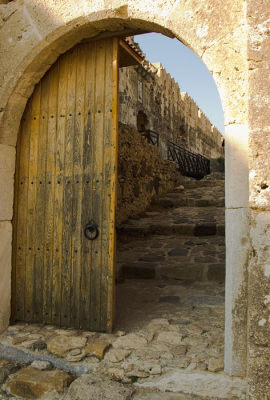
[0,1,250,382]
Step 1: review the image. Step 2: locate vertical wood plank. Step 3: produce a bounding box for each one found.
[106,38,119,331]
[90,39,106,331]
[15,100,33,322]
[100,39,113,331]
[25,83,41,322]
[33,70,50,322]
[71,44,86,328]
[52,56,67,326]
[80,42,96,329]
[43,62,58,324]
[61,48,76,327]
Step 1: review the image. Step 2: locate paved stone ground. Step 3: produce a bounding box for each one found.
[0,279,225,399]
[0,173,242,400]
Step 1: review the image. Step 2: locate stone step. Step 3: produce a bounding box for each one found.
[118,221,225,238]
[151,195,224,208]
[120,261,225,282]
[151,184,225,209]
[118,207,225,239]
[117,235,225,282]
[178,179,225,189]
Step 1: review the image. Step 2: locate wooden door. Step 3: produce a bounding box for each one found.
[12,38,119,332]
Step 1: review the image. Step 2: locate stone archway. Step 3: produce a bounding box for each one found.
[0,0,250,381]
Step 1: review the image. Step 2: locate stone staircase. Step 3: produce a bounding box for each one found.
[117,173,225,283]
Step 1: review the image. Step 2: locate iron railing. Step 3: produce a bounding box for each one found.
[141,129,210,179]
[142,130,159,147]
[167,140,210,179]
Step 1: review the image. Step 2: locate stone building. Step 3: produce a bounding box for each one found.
[0,1,269,399]
[118,41,224,160]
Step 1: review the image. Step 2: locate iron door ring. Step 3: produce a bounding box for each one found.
[84,220,99,240]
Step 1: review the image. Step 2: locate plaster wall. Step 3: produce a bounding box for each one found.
[0,1,268,397]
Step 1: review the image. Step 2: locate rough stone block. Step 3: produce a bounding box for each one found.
[249,130,270,209]
[63,373,134,400]
[0,144,15,221]
[0,170,14,221]
[5,367,73,399]
[85,339,111,360]
[47,335,87,357]
[0,144,15,171]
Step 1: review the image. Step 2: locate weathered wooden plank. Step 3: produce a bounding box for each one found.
[32,69,50,322]
[90,39,107,331]
[43,62,59,324]
[80,42,96,329]
[104,38,119,332]
[71,44,86,329]
[61,48,76,327]
[52,56,67,326]
[100,39,113,331]
[109,38,119,331]
[15,100,33,322]
[25,83,41,322]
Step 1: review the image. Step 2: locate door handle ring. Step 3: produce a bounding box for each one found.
[84,220,99,241]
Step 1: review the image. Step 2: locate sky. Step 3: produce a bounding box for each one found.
[135,33,224,134]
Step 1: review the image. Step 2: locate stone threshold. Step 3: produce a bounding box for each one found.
[135,369,248,400]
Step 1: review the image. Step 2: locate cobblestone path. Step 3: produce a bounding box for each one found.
[0,174,245,400]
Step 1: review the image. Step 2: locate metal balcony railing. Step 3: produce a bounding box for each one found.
[167,140,210,179]
[140,129,210,179]
[142,130,159,147]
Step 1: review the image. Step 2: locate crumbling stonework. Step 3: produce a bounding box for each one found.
[119,62,223,159]
[0,0,269,398]
[117,123,180,225]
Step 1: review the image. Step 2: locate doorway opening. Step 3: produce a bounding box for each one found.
[115,33,225,375]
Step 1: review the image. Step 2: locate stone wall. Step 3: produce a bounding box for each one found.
[247,0,270,398]
[119,62,224,160]
[116,123,181,225]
